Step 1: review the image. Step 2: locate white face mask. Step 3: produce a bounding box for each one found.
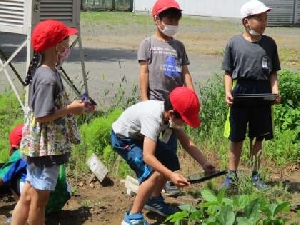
[248,27,261,36]
[160,25,179,37]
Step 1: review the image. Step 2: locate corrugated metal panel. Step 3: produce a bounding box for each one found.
[0,0,24,27]
[296,0,300,24]
[40,0,75,25]
[262,0,300,26]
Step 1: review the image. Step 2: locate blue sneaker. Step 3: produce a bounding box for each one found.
[252,173,269,191]
[144,195,176,217]
[122,212,149,225]
[220,172,238,190]
[3,217,12,225]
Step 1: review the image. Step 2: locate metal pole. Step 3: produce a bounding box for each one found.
[0,59,25,111]
[77,25,89,95]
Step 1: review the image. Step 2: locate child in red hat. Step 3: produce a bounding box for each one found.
[11,20,95,225]
[111,87,215,224]
[138,0,196,203]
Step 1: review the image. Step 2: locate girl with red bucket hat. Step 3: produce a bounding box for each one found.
[11,20,95,225]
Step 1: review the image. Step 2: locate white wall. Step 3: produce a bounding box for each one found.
[133,0,249,18]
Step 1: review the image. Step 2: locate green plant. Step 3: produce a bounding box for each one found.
[166,188,298,225]
[0,91,24,162]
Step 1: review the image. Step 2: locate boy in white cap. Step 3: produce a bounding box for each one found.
[111,87,215,224]
[221,0,281,190]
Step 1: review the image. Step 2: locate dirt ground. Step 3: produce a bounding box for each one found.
[0,14,300,224]
[0,160,299,225]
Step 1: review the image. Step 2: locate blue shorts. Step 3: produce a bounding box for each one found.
[26,163,59,191]
[111,130,180,183]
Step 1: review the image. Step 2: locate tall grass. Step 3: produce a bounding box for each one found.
[0,91,24,162]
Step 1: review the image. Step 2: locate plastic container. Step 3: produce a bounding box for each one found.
[86,153,108,182]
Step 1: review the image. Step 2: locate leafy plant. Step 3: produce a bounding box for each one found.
[166,188,298,225]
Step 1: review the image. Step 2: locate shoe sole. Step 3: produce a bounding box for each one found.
[122,219,149,225]
[144,205,169,217]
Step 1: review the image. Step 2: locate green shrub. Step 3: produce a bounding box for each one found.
[70,109,132,176]
[0,91,23,162]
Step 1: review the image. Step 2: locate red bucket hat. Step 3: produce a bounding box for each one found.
[152,0,181,17]
[170,87,201,128]
[9,124,23,151]
[31,20,78,53]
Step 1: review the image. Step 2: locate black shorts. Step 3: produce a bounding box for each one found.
[229,80,273,142]
[229,105,273,142]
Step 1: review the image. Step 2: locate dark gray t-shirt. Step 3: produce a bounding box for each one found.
[30,67,64,118]
[138,35,190,101]
[222,34,281,81]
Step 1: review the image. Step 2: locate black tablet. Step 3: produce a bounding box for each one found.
[187,170,227,184]
[233,93,277,106]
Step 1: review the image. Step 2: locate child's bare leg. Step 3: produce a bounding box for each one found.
[27,188,50,225]
[228,141,243,171]
[251,140,262,172]
[131,171,164,214]
[151,174,168,197]
[11,182,31,225]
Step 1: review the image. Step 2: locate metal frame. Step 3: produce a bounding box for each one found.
[0,0,88,110]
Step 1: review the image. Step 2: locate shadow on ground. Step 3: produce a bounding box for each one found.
[46,207,92,225]
[0,32,137,63]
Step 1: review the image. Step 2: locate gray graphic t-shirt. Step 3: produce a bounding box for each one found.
[138,35,190,101]
[222,34,280,81]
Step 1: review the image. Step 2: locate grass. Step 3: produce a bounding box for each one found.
[80,11,300,69]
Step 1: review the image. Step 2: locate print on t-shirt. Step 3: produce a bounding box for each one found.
[165,56,180,78]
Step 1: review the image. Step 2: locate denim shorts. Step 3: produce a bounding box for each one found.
[26,163,59,191]
[111,130,180,183]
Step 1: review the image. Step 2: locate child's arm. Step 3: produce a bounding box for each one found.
[35,100,86,123]
[270,72,281,104]
[139,61,149,101]
[175,128,215,173]
[182,65,194,91]
[143,136,189,186]
[224,71,234,107]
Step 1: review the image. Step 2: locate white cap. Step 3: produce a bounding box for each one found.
[240,0,271,19]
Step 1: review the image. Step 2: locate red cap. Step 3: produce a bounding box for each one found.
[152,0,181,17]
[31,20,78,53]
[170,87,201,128]
[9,124,23,151]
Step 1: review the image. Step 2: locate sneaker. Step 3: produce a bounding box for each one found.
[144,195,176,217]
[220,172,238,190]
[163,181,181,197]
[122,212,150,225]
[3,217,12,225]
[252,173,269,191]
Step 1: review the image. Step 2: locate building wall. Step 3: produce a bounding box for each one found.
[133,0,300,26]
[133,0,248,18]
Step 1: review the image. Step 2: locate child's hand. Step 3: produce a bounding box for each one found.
[170,172,190,187]
[203,162,216,174]
[68,100,85,115]
[225,91,233,107]
[274,93,281,104]
[84,102,96,113]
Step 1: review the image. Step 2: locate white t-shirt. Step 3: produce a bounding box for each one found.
[112,100,166,141]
